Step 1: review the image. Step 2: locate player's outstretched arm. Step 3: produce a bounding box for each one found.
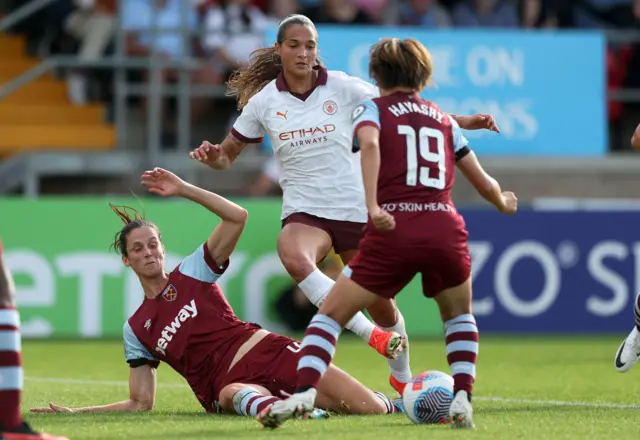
[181,182,248,267]
[457,151,517,215]
[189,134,249,170]
[140,167,248,266]
[30,365,157,413]
[450,114,500,133]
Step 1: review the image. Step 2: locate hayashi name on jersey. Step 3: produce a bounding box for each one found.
[387,100,445,123]
[381,202,457,213]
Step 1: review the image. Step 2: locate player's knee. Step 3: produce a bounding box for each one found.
[220,383,271,415]
[277,245,316,282]
[370,399,389,414]
[218,384,241,413]
[435,280,472,322]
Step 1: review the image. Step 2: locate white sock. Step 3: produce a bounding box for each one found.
[380,311,413,383]
[298,269,375,342]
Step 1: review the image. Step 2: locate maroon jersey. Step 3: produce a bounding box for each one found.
[351,92,471,248]
[124,243,261,412]
[346,93,473,298]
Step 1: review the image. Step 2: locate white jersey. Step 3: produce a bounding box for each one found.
[232,66,378,223]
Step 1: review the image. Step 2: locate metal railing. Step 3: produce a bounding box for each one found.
[0,0,58,33]
[2,0,640,196]
[0,0,233,160]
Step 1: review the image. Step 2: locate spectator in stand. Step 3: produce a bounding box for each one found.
[64,0,116,105]
[520,0,558,27]
[397,0,452,27]
[203,0,272,148]
[573,0,636,28]
[203,0,271,79]
[268,0,302,22]
[452,0,519,27]
[302,0,374,24]
[123,0,220,148]
[352,0,388,22]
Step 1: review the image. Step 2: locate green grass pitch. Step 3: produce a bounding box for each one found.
[20,336,640,439]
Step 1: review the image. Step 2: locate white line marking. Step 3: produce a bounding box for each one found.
[25,377,640,410]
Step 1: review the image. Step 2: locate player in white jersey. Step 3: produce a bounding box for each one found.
[189,14,499,394]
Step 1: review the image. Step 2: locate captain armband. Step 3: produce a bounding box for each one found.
[455,146,471,162]
[127,358,159,369]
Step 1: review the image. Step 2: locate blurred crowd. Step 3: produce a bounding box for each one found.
[3,0,640,193]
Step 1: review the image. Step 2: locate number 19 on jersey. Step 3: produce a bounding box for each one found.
[398,125,446,190]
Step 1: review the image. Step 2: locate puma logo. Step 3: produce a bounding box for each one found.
[277,111,288,120]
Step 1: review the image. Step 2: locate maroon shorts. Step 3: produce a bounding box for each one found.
[216,333,300,400]
[282,213,365,254]
[346,238,471,299]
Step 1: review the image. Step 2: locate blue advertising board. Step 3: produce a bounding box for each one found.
[462,210,638,333]
[266,27,606,157]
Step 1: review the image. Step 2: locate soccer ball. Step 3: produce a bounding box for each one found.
[402,370,454,424]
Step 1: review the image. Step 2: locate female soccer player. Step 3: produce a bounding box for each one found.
[0,240,68,440]
[613,125,640,371]
[257,38,518,430]
[30,168,401,419]
[189,14,499,394]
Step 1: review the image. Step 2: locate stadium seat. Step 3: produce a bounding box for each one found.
[0,34,115,156]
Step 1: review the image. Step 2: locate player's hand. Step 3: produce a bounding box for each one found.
[190,141,222,167]
[500,191,518,215]
[458,114,500,133]
[30,402,74,413]
[141,167,187,197]
[369,206,396,231]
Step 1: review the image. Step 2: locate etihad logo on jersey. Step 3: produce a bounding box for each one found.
[155,299,198,356]
[279,124,336,146]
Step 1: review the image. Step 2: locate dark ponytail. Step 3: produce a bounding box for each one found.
[109,203,160,257]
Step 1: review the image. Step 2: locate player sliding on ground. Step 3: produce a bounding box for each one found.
[30,168,402,419]
[257,38,518,430]
[189,14,500,395]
